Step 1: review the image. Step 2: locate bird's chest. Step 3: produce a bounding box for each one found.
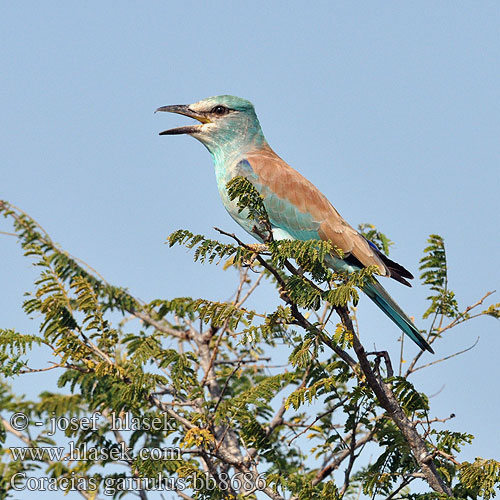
[214,164,236,208]
[214,161,261,237]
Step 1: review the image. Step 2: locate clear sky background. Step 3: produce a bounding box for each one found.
[1,2,499,499]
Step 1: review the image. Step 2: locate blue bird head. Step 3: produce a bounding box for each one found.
[157,95,267,160]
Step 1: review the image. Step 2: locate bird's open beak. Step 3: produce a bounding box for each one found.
[156,105,211,135]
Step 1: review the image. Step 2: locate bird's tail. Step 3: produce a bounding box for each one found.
[363,279,434,353]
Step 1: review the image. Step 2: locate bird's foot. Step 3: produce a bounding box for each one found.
[246,243,268,253]
[242,243,269,270]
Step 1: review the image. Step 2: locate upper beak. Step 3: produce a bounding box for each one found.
[155,105,211,135]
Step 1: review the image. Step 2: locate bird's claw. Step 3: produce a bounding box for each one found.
[246,243,268,253]
[241,243,268,270]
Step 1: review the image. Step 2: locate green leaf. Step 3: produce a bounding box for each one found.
[420,234,459,319]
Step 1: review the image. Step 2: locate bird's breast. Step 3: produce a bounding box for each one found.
[213,160,261,238]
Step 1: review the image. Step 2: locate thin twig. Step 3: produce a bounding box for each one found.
[235,271,265,308]
[288,398,347,446]
[212,359,243,417]
[308,431,376,489]
[399,333,404,376]
[406,291,495,376]
[385,477,414,500]
[339,421,358,496]
[410,337,480,374]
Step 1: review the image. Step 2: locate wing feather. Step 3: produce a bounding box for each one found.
[245,147,390,277]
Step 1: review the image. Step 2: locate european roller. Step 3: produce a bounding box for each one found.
[157,95,433,353]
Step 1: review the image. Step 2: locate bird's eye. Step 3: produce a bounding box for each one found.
[211,105,229,116]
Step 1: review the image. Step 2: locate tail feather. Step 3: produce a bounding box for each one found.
[364,279,434,354]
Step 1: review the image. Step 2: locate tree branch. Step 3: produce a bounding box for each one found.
[336,306,453,496]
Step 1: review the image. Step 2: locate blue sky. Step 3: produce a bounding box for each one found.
[1,2,499,498]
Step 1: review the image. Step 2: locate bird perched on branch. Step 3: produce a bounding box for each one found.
[157,95,433,353]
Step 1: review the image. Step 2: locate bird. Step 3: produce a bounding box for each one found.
[156,95,433,353]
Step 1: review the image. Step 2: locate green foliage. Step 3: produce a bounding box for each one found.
[147,296,199,320]
[226,176,270,229]
[432,430,474,455]
[0,330,43,355]
[268,239,334,282]
[389,377,429,414]
[362,419,417,497]
[420,234,459,320]
[0,198,498,500]
[459,459,500,499]
[483,303,500,319]
[239,305,293,344]
[168,229,253,265]
[194,299,257,329]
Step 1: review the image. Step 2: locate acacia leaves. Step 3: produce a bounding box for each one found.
[420,234,459,319]
[1,192,499,500]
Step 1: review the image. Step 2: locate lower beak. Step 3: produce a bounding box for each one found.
[156,104,210,135]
